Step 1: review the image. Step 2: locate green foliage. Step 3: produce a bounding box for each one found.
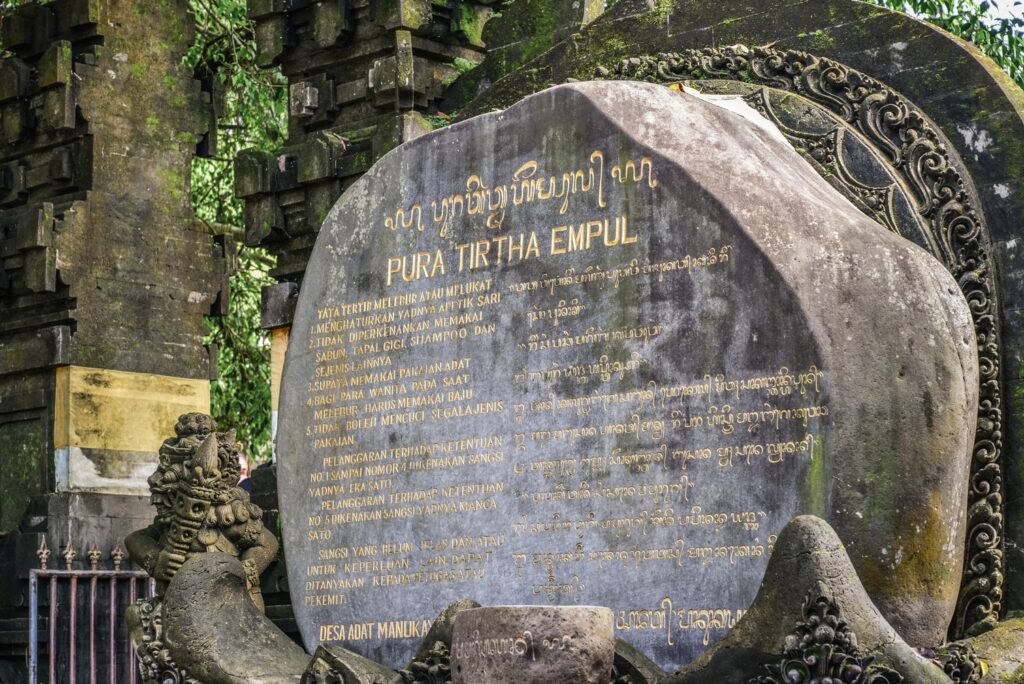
[867,0,1024,88]
[185,0,287,460]
[600,0,1023,86]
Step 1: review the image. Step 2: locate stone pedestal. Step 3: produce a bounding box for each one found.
[450,606,614,684]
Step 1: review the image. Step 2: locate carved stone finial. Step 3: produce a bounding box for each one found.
[193,433,220,483]
[64,541,77,570]
[37,537,50,570]
[749,590,903,684]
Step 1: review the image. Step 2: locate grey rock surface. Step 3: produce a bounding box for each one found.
[666,515,949,683]
[163,552,309,684]
[450,605,614,683]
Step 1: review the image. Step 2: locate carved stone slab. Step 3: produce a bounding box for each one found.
[277,81,978,670]
[450,606,614,683]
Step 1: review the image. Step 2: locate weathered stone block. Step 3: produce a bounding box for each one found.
[37,41,72,88]
[370,0,432,32]
[235,149,276,199]
[312,0,354,48]
[0,60,31,104]
[451,606,615,684]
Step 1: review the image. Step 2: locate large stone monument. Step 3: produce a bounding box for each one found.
[17,0,1011,682]
[274,80,977,672]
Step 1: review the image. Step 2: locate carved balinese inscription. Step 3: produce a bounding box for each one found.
[278,82,977,671]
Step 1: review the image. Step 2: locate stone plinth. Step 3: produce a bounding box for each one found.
[450,606,614,684]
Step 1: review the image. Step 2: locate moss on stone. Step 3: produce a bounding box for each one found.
[964,618,1024,683]
[158,168,185,201]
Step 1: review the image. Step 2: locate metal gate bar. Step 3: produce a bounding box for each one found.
[28,541,153,684]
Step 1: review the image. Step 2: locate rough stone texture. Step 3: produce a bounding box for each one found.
[449,0,605,106]
[666,515,948,683]
[163,552,309,684]
[965,616,1024,683]
[442,0,1024,620]
[450,606,614,684]
[410,598,481,666]
[277,80,976,668]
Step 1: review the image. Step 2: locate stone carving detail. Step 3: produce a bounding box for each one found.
[598,44,1003,638]
[749,591,903,684]
[399,641,452,684]
[922,643,983,684]
[132,598,199,684]
[738,88,902,237]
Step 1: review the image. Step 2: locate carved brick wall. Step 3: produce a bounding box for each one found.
[239,0,500,293]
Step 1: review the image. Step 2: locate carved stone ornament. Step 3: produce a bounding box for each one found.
[921,643,984,684]
[125,413,279,605]
[597,44,1003,639]
[130,597,199,684]
[748,591,903,684]
[399,641,452,684]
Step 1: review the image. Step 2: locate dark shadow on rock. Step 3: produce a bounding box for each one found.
[613,637,667,683]
[163,552,310,683]
[665,515,950,683]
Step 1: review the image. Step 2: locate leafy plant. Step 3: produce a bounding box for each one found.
[185,0,287,460]
[870,0,1024,88]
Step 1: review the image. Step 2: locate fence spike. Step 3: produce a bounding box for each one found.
[36,536,50,570]
[111,545,125,571]
[64,540,77,570]
[88,543,102,570]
